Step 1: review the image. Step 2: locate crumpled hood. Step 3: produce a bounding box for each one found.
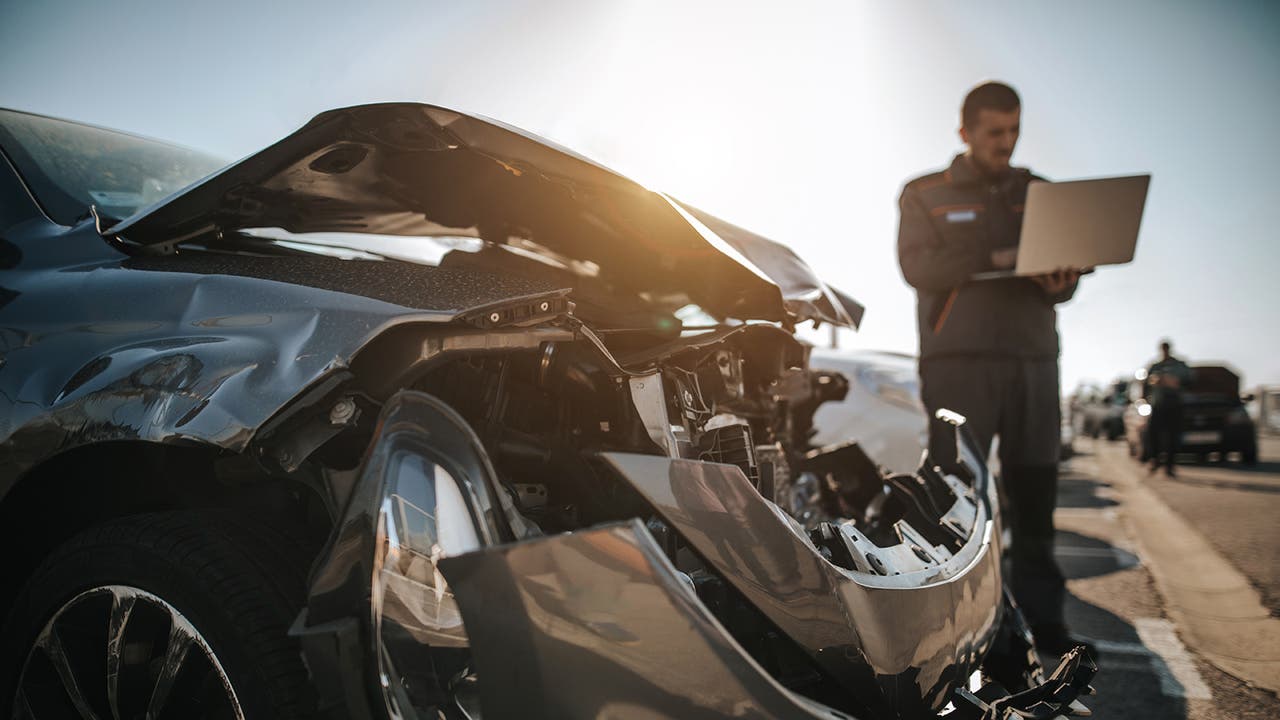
[106,103,859,329]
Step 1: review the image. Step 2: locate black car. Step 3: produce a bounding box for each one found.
[1174,365,1258,464]
[1124,364,1258,465]
[0,105,1094,719]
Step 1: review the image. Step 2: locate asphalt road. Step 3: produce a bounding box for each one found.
[1053,435,1280,718]
[1140,435,1280,616]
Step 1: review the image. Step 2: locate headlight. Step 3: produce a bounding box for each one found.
[299,392,506,720]
[374,451,484,718]
[1137,404,1152,417]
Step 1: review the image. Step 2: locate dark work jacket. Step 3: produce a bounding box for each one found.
[897,154,1077,360]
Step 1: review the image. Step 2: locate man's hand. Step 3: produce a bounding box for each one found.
[991,248,1018,269]
[1032,268,1080,295]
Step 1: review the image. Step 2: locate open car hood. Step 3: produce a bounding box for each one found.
[105,103,858,329]
[1187,365,1242,401]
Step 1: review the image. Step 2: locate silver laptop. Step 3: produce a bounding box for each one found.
[972,174,1150,280]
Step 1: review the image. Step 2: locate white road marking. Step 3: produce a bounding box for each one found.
[1078,620,1212,700]
[1135,618,1213,700]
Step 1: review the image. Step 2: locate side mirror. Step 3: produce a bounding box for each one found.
[1242,392,1256,404]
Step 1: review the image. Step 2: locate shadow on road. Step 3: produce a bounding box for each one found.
[1054,529,1140,580]
[1057,475,1119,509]
[1063,593,1191,718]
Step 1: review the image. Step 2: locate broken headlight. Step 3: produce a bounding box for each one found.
[373,451,484,718]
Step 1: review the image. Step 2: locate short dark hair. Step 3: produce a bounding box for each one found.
[962,82,1020,128]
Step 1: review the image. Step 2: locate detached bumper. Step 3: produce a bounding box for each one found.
[437,474,1096,720]
[440,520,851,719]
[597,453,1003,717]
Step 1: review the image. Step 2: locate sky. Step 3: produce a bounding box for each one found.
[2,0,1278,393]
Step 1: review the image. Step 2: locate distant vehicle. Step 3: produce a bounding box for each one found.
[1123,364,1258,465]
[1060,399,1077,459]
[1072,380,1128,441]
[1256,385,1280,435]
[808,349,928,475]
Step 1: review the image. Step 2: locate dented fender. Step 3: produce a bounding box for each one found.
[0,223,568,498]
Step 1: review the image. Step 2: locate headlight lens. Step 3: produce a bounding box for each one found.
[1137,404,1152,417]
[374,451,482,718]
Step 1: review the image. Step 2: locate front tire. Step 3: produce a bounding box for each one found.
[1,512,316,719]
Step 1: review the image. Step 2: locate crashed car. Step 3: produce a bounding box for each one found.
[0,104,1095,719]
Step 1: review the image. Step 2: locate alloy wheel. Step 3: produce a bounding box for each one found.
[14,585,244,720]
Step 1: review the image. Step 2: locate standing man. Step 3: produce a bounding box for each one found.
[1145,339,1192,476]
[897,82,1085,656]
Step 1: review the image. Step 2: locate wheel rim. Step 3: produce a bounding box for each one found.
[14,585,245,720]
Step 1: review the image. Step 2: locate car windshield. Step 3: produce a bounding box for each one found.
[0,109,226,225]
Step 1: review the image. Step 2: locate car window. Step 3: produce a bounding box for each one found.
[0,151,38,232]
[0,109,226,226]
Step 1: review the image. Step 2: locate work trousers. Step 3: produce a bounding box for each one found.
[920,356,1066,627]
[1148,403,1183,471]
